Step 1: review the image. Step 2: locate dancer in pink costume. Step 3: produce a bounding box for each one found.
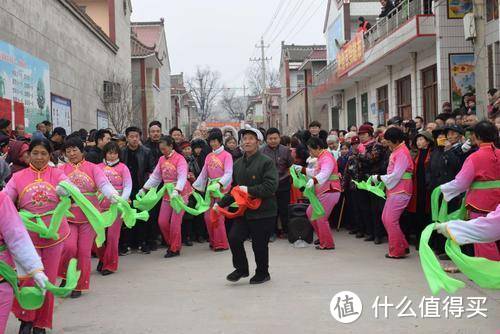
[96,141,132,275]
[441,121,500,261]
[3,138,69,334]
[58,137,118,298]
[0,192,47,334]
[293,137,341,250]
[193,128,232,251]
[371,127,414,259]
[140,136,192,258]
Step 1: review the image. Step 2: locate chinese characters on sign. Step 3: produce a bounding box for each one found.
[336,32,365,77]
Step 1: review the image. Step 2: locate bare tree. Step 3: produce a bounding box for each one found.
[220,89,246,121]
[96,72,137,134]
[187,66,223,122]
[246,64,280,96]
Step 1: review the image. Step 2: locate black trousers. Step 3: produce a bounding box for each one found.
[368,193,386,238]
[351,189,371,234]
[276,190,291,233]
[229,216,275,275]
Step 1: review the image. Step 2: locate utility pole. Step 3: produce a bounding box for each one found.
[472,0,488,118]
[250,37,271,127]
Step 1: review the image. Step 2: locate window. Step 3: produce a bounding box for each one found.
[396,76,412,120]
[361,93,368,123]
[376,85,389,126]
[296,73,305,88]
[422,65,437,122]
[487,0,499,21]
[103,81,121,103]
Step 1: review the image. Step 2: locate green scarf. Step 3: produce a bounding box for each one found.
[353,176,386,199]
[419,186,500,295]
[58,182,107,247]
[19,197,74,240]
[289,167,325,220]
[103,197,150,229]
[0,258,80,310]
[133,184,169,212]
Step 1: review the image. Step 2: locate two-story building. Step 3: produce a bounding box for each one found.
[314,0,499,129]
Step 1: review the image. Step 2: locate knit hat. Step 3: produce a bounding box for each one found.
[415,131,434,143]
[178,140,191,150]
[358,124,374,135]
[350,136,360,145]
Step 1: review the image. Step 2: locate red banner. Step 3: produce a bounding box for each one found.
[336,32,365,77]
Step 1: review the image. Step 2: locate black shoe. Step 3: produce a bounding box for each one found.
[214,248,228,252]
[19,320,33,334]
[164,250,180,258]
[101,269,114,276]
[96,261,103,272]
[374,237,382,245]
[405,248,410,254]
[196,236,205,243]
[119,247,131,256]
[313,239,320,245]
[355,232,364,238]
[59,279,66,288]
[183,240,194,246]
[70,290,82,298]
[149,241,158,251]
[32,328,46,334]
[140,244,151,254]
[364,235,374,242]
[348,230,358,235]
[226,270,249,282]
[249,273,271,284]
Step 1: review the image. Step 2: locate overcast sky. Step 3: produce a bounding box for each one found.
[131,0,327,92]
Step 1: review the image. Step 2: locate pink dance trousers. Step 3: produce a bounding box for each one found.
[59,223,96,291]
[12,242,64,329]
[307,192,340,249]
[158,200,185,253]
[96,218,123,272]
[470,211,500,261]
[0,283,13,333]
[204,198,229,250]
[382,193,411,257]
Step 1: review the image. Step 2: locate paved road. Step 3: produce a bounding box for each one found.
[6,231,500,333]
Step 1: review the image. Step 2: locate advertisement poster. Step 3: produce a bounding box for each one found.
[51,94,72,134]
[0,40,50,132]
[449,53,475,110]
[97,110,109,129]
[447,0,473,18]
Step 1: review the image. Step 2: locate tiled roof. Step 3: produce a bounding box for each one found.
[307,49,327,61]
[282,44,327,62]
[131,35,156,58]
[131,21,163,51]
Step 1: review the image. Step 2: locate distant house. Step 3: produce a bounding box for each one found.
[131,19,172,133]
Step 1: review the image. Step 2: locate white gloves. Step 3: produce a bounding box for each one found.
[370,175,379,184]
[239,186,248,193]
[305,179,315,189]
[55,185,69,197]
[110,194,121,204]
[461,139,472,153]
[292,164,303,173]
[435,223,450,238]
[171,189,179,197]
[213,203,219,212]
[213,182,221,190]
[33,272,48,290]
[137,188,146,198]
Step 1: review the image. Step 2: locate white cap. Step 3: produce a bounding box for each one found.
[242,124,264,141]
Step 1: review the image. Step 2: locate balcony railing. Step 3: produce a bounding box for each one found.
[364,0,426,49]
[313,59,337,87]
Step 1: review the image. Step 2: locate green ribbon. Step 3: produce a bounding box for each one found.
[0,258,81,310]
[289,167,325,220]
[470,180,500,190]
[59,182,106,247]
[133,184,169,212]
[19,197,74,240]
[402,172,413,180]
[166,184,210,216]
[103,197,150,229]
[353,176,386,199]
[420,186,500,295]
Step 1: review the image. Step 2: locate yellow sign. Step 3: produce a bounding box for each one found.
[337,32,365,77]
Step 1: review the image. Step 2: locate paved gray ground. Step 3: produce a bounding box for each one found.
[6,231,500,333]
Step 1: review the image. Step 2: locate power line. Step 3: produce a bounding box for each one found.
[282,0,325,43]
[262,0,287,38]
[266,0,293,41]
[268,0,306,45]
